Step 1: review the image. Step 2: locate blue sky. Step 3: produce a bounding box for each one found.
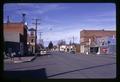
[4,3,116,47]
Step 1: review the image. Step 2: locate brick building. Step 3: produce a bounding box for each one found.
[80,29,116,54]
[4,22,28,55]
[74,44,80,53]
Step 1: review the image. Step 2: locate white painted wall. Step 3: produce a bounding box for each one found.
[80,45,84,53]
[60,45,66,51]
[4,32,20,42]
[96,36,116,46]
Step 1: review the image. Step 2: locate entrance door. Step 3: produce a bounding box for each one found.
[90,47,98,54]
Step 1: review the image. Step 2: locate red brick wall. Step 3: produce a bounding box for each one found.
[80,30,116,43]
[75,44,80,53]
[4,23,24,34]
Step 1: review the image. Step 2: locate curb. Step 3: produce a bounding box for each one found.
[10,56,37,64]
[4,55,38,64]
[21,55,37,63]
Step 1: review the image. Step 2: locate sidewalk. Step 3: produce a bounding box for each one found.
[4,56,36,64]
[76,53,116,58]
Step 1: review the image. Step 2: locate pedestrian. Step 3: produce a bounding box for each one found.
[11,52,14,61]
[18,51,21,60]
[8,48,12,60]
[13,52,16,61]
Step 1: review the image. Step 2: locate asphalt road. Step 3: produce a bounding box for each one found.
[4,51,116,79]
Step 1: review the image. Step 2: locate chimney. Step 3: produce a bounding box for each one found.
[22,13,26,24]
[7,16,10,23]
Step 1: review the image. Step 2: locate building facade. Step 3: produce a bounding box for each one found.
[59,44,76,53]
[80,29,116,54]
[4,22,28,55]
[96,36,116,54]
[74,44,80,53]
[27,28,36,54]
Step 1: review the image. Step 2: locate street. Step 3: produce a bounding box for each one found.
[4,51,116,79]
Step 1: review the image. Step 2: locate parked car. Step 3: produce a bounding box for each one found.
[40,49,47,55]
[70,50,75,54]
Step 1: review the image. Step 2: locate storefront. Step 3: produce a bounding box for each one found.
[90,47,99,54]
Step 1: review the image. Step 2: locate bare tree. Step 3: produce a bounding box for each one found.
[57,40,66,46]
[48,41,53,50]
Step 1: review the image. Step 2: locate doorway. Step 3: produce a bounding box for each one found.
[90,47,99,54]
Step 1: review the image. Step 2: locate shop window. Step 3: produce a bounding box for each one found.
[90,47,98,53]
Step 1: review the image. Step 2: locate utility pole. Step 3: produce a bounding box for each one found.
[22,13,26,24]
[69,40,71,45]
[39,32,43,50]
[32,19,40,53]
[73,36,74,44]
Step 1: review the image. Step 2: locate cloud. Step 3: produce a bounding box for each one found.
[41,16,61,24]
[26,3,65,15]
[82,12,115,23]
[42,28,80,46]
[42,27,81,42]
[86,17,115,22]
[9,4,82,27]
[4,3,66,22]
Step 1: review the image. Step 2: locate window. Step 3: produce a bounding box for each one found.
[31,39,34,42]
[30,31,34,36]
[108,41,111,44]
[90,47,98,53]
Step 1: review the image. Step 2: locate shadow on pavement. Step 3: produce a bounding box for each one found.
[47,63,116,78]
[4,68,48,79]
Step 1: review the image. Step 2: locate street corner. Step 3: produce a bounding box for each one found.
[4,56,36,64]
[14,56,36,63]
[4,59,23,64]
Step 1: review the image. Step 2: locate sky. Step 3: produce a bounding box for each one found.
[3,3,116,47]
